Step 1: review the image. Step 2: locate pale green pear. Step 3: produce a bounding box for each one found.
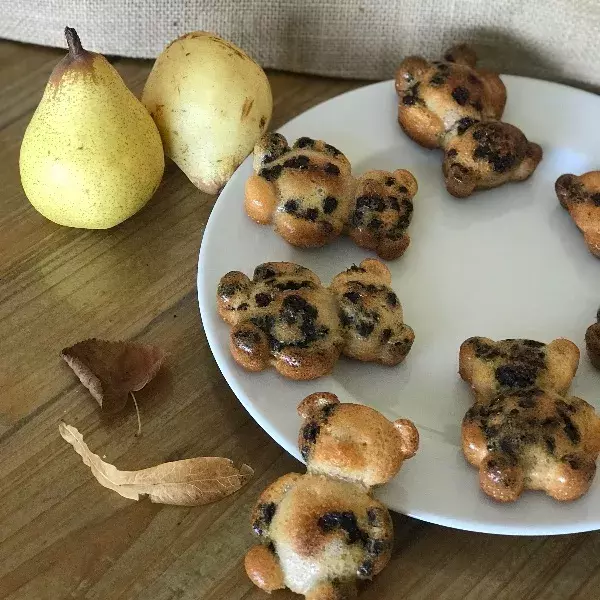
[20,28,164,229]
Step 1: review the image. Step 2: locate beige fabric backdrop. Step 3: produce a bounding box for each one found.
[2,1,600,89]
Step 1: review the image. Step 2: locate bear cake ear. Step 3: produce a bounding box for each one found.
[297,392,340,419]
[393,168,418,197]
[393,418,419,459]
[358,258,391,281]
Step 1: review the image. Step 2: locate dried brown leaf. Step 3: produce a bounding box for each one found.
[59,422,253,505]
[61,339,165,413]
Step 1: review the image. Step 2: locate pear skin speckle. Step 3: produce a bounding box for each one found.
[19,29,164,229]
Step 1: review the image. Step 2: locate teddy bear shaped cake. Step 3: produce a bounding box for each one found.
[459,336,600,502]
[244,392,419,599]
[555,171,600,258]
[245,133,418,260]
[395,44,542,197]
[216,258,414,379]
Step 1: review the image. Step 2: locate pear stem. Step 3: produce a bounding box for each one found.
[64,27,84,57]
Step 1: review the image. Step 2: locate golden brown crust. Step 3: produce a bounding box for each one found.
[244,545,285,592]
[329,259,414,366]
[216,262,342,380]
[245,133,354,248]
[459,336,600,502]
[585,321,600,370]
[395,44,541,198]
[443,122,543,198]
[555,171,600,258]
[246,134,418,260]
[347,170,417,260]
[246,394,418,598]
[217,259,414,378]
[462,392,600,502]
[297,393,418,486]
[245,174,277,224]
[459,336,579,400]
[395,45,507,151]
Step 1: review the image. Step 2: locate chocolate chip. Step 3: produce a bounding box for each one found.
[254,266,276,280]
[523,340,544,348]
[259,164,283,181]
[592,193,600,206]
[324,162,340,175]
[321,403,338,418]
[447,148,458,158]
[367,507,384,526]
[430,73,446,85]
[344,291,360,303]
[563,415,580,444]
[283,199,298,213]
[499,436,519,458]
[233,329,261,347]
[324,142,341,156]
[321,221,334,233]
[356,322,375,337]
[388,197,400,211]
[381,328,392,342]
[496,364,537,388]
[518,396,537,409]
[545,436,556,454]
[250,314,275,332]
[304,207,319,221]
[254,292,271,307]
[397,185,408,194]
[218,282,238,298]
[295,137,313,148]
[386,292,398,306]
[385,177,396,186]
[275,280,311,291]
[252,502,277,536]
[368,217,383,229]
[452,86,470,105]
[356,195,385,212]
[322,196,338,214]
[456,117,477,135]
[302,421,320,445]
[238,302,249,311]
[283,155,310,169]
[318,511,365,544]
[402,95,417,106]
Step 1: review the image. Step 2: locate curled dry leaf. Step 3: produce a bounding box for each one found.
[61,339,165,413]
[59,422,253,505]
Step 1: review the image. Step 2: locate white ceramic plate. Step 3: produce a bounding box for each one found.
[198,76,600,535]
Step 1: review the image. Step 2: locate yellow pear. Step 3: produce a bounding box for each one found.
[142,32,272,194]
[20,28,164,229]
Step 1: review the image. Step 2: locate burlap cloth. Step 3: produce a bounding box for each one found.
[2,1,600,89]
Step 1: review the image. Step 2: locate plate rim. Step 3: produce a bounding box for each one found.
[198,74,600,536]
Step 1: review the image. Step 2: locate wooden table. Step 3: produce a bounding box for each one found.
[1,38,600,600]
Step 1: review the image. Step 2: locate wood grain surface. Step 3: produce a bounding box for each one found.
[1,38,600,600]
